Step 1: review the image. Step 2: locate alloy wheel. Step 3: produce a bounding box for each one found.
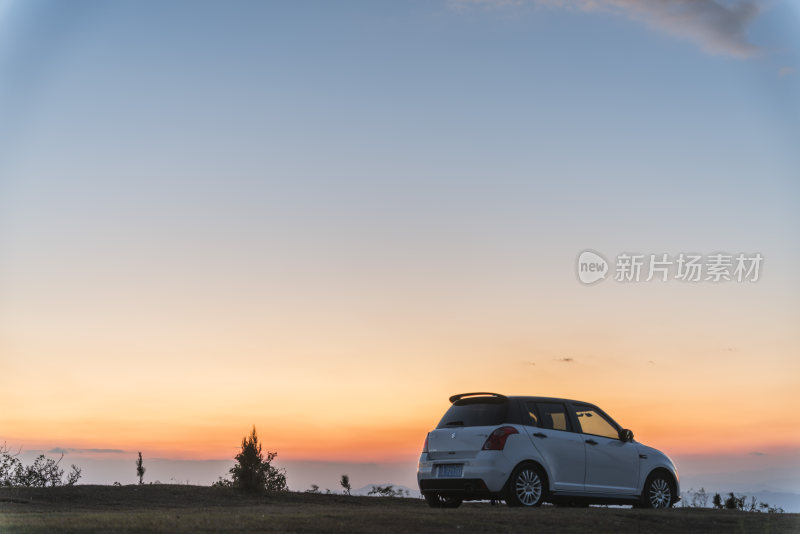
[514,468,543,506]
[648,477,672,508]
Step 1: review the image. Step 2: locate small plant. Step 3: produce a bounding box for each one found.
[136,452,146,485]
[684,487,708,508]
[66,464,82,486]
[724,492,745,510]
[760,502,785,514]
[305,484,320,493]
[340,474,351,496]
[211,477,232,487]
[367,484,404,497]
[702,490,784,513]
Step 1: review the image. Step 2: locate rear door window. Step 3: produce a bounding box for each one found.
[436,401,508,428]
[529,402,572,432]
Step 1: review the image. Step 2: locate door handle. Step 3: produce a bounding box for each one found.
[533,432,547,438]
[585,439,598,445]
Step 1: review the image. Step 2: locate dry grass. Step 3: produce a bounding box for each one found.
[1,485,798,533]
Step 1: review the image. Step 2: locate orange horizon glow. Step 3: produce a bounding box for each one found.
[5,374,798,464]
[3,292,798,465]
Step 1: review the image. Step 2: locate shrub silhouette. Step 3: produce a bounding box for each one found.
[701,490,782,513]
[340,474,351,496]
[0,443,81,487]
[724,492,745,510]
[136,452,146,485]
[368,484,404,497]
[227,426,287,492]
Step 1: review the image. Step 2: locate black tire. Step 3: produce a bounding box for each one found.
[641,472,675,509]
[505,464,546,507]
[424,493,463,508]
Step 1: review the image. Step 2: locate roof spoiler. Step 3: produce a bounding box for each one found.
[448,392,507,404]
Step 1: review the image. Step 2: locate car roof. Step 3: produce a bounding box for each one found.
[508,395,592,405]
[449,392,599,406]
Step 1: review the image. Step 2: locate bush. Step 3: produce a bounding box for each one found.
[724,492,745,510]
[682,487,709,508]
[367,484,406,497]
[212,476,232,488]
[224,426,287,493]
[706,490,782,513]
[0,443,82,487]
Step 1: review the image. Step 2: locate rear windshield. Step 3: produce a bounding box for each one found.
[436,401,509,428]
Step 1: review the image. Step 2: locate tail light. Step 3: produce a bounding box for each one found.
[422,433,430,453]
[482,426,518,450]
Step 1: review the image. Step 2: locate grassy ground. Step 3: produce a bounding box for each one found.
[1,485,798,533]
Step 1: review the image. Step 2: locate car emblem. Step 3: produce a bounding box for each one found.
[450,432,456,439]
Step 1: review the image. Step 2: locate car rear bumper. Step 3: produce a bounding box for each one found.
[418,478,493,498]
[417,452,513,497]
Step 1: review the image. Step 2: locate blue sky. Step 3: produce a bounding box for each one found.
[1,0,798,501]
[2,1,798,254]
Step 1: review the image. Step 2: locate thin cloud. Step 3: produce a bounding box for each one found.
[749,451,767,456]
[451,0,762,58]
[47,447,125,454]
[778,66,795,77]
[555,357,574,362]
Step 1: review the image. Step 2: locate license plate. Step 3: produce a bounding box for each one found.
[437,464,463,478]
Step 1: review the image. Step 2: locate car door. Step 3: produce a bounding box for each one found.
[570,403,639,495]
[523,401,586,493]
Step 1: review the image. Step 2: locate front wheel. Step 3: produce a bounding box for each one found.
[641,472,675,509]
[505,464,546,507]
[424,493,463,508]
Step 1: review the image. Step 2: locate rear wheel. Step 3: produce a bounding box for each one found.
[424,493,463,508]
[505,464,546,507]
[641,472,675,509]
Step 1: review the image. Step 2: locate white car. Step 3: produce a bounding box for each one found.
[417,392,679,508]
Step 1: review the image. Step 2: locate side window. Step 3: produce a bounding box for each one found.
[525,406,538,427]
[530,402,572,432]
[573,406,619,439]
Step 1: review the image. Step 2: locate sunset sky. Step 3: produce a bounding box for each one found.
[1,0,798,494]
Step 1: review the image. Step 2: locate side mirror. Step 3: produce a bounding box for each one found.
[619,429,634,442]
